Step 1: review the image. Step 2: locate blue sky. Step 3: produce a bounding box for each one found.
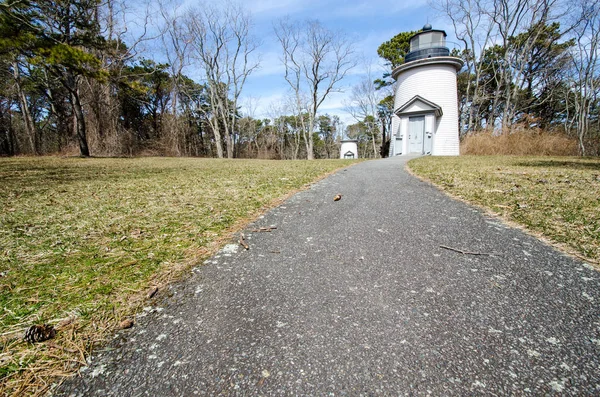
[138,0,456,126]
[236,0,455,126]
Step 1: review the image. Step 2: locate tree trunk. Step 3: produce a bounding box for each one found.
[371,125,378,157]
[306,137,314,159]
[210,117,224,158]
[226,132,234,158]
[380,123,389,158]
[13,62,38,155]
[229,135,234,158]
[3,107,17,155]
[215,136,224,158]
[306,116,315,160]
[68,75,90,157]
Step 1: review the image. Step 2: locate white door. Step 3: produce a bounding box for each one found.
[408,116,425,154]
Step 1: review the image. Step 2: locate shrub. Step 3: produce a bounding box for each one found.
[460,130,579,156]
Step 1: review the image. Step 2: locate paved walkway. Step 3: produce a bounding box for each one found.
[57,157,600,396]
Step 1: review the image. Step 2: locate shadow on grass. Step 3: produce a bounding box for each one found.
[0,162,176,187]
[515,159,600,171]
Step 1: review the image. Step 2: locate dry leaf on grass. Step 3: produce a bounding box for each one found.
[146,286,159,299]
[118,319,134,330]
[130,229,143,238]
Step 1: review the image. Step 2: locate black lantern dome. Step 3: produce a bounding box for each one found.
[404,25,449,63]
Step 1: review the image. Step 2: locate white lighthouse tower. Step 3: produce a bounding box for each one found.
[390,24,463,156]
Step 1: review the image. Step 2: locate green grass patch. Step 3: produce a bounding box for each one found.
[408,156,600,264]
[0,156,357,395]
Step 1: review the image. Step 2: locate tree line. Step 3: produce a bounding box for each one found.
[0,0,363,158]
[377,0,600,155]
[1,0,598,158]
[438,0,600,155]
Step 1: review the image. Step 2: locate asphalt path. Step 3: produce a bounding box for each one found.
[56,156,600,396]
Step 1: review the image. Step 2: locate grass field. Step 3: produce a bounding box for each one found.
[408,156,600,264]
[0,156,356,396]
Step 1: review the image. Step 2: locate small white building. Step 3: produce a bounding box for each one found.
[390,25,463,156]
[340,140,358,159]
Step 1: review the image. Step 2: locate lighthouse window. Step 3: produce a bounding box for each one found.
[420,34,432,48]
[431,32,444,46]
[410,36,419,51]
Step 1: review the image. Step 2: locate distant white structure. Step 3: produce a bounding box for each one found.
[340,140,358,159]
[390,24,464,156]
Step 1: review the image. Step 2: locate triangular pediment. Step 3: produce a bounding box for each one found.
[395,95,442,117]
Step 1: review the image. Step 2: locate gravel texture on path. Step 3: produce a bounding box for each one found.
[56,156,600,396]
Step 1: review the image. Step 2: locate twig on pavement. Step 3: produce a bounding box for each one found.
[440,245,497,256]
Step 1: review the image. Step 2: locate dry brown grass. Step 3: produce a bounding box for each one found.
[461,130,579,156]
[409,156,600,265]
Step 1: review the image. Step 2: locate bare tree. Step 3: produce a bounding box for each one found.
[159,1,193,155]
[267,99,301,159]
[186,2,260,159]
[344,65,382,157]
[85,0,153,155]
[490,0,567,128]
[435,0,572,131]
[568,0,600,155]
[275,18,356,160]
[238,96,260,157]
[435,0,496,132]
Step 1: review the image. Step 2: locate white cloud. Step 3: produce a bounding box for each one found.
[332,0,429,18]
[252,51,286,77]
[315,92,358,126]
[246,0,318,18]
[235,0,457,127]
